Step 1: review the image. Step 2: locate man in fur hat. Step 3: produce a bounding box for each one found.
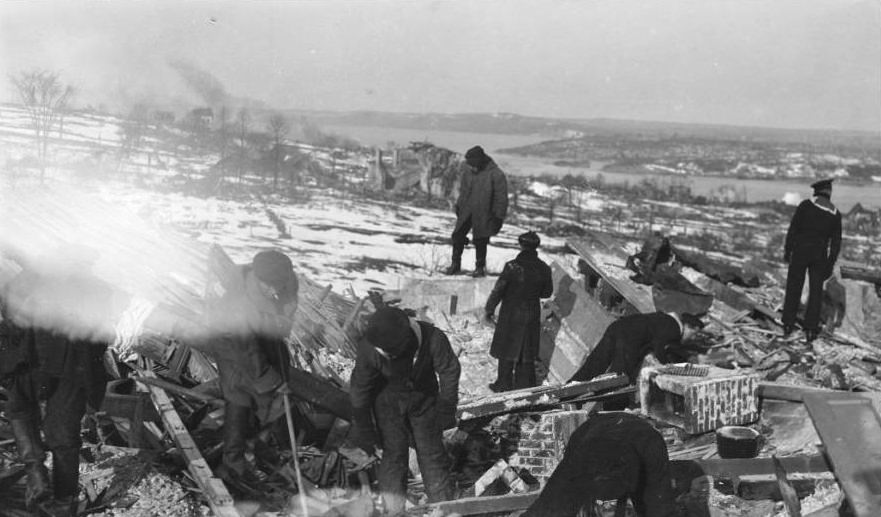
[349,307,460,515]
[444,145,508,277]
[484,231,553,391]
[782,178,843,343]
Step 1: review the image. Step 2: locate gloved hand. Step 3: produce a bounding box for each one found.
[783,251,792,264]
[484,311,496,325]
[437,399,458,430]
[352,407,380,456]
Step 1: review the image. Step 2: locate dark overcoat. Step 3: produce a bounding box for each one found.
[570,312,682,382]
[454,161,508,239]
[485,250,553,362]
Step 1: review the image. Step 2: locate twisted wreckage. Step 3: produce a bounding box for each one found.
[1,205,881,516]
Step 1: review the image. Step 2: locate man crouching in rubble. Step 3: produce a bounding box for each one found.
[1,260,114,516]
[349,307,460,515]
[570,312,704,384]
[207,250,299,493]
[521,412,678,517]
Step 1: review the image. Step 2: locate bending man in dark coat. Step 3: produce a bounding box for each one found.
[349,307,460,515]
[484,231,553,391]
[569,312,703,383]
[521,412,678,517]
[444,145,508,278]
[203,250,299,493]
[1,263,115,516]
[782,178,842,343]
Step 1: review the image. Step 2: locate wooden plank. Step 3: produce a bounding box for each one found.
[758,382,836,402]
[456,374,628,421]
[803,392,881,517]
[692,275,781,323]
[567,235,655,314]
[540,261,615,383]
[408,492,540,516]
[140,369,240,517]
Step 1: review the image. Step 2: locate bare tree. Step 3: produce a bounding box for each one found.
[236,108,250,183]
[216,105,231,181]
[117,103,149,175]
[9,69,74,181]
[266,113,290,189]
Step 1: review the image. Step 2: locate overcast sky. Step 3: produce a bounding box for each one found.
[1,0,879,132]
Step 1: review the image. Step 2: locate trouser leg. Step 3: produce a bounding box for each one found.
[43,378,87,500]
[569,333,615,382]
[782,256,809,327]
[221,402,252,476]
[474,238,489,269]
[409,398,452,504]
[374,394,410,515]
[449,218,472,270]
[513,361,536,390]
[6,373,52,507]
[803,258,827,332]
[493,359,515,391]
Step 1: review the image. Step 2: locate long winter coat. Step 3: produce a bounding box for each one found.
[485,250,553,362]
[454,161,509,239]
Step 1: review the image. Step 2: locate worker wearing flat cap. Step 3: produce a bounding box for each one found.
[206,249,299,493]
[521,412,677,517]
[484,231,553,392]
[349,306,460,515]
[444,145,509,277]
[782,178,842,343]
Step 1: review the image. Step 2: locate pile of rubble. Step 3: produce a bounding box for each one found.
[2,228,880,517]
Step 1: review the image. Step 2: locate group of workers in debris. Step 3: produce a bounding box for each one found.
[0,144,844,516]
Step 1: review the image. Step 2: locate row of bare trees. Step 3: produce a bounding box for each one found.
[8,69,74,181]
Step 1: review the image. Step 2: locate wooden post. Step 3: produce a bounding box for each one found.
[140,369,240,517]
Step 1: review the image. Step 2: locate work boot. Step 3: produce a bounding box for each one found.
[782,324,795,338]
[443,263,461,275]
[11,418,52,509]
[35,496,78,517]
[805,329,818,344]
[471,266,486,278]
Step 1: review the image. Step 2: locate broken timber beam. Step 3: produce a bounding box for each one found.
[408,492,540,516]
[803,392,881,516]
[839,261,881,286]
[456,374,628,421]
[134,375,224,405]
[139,369,240,517]
[567,234,655,314]
[758,382,836,402]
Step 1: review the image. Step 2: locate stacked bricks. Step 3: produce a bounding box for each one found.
[495,409,592,485]
[638,364,760,434]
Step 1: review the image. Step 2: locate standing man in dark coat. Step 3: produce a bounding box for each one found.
[203,249,299,493]
[782,178,843,343]
[1,265,115,516]
[569,312,703,383]
[349,307,460,515]
[444,146,508,278]
[484,231,553,392]
[521,412,678,517]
